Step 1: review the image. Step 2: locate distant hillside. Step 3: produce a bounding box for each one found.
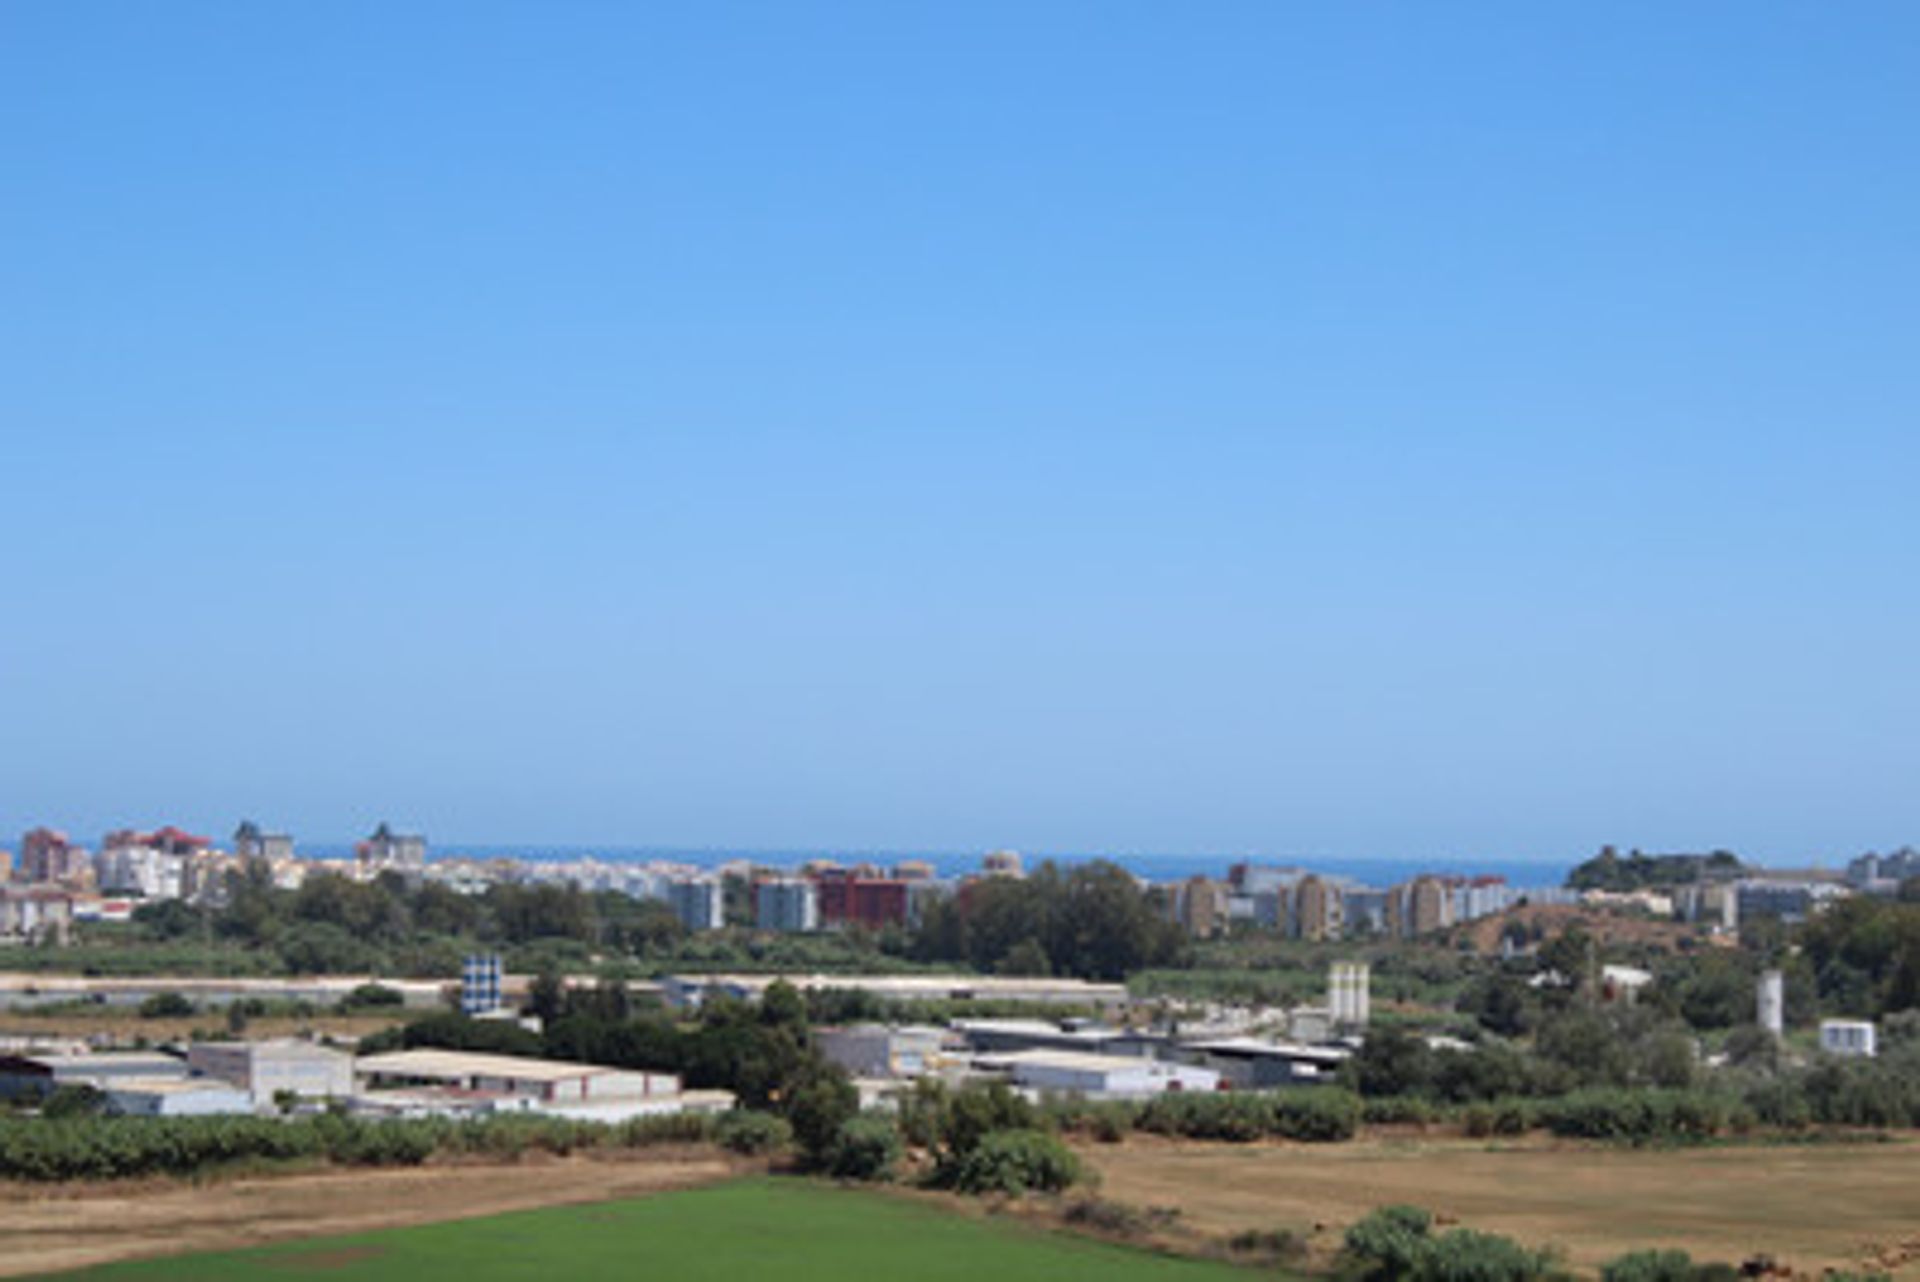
[1565,846,1746,892]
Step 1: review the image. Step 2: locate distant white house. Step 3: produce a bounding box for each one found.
[1819,1019,1877,1058]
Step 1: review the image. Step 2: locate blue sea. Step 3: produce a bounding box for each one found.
[304,844,1571,889]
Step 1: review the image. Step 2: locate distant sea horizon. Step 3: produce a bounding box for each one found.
[299,844,1575,890]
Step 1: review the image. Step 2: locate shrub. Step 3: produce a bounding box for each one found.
[1061,1195,1151,1237]
[1134,1088,1361,1143]
[825,1114,901,1182]
[1039,1097,1137,1143]
[786,1069,859,1168]
[1271,1088,1362,1141]
[1534,1089,1734,1145]
[1136,1091,1268,1142]
[138,991,195,1019]
[342,982,405,1009]
[1461,1098,1535,1138]
[1227,1227,1309,1264]
[714,1110,792,1155]
[1602,1250,1699,1282]
[618,1112,714,1146]
[1344,1205,1558,1282]
[939,1081,1038,1156]
[1420,1227,1559,1282]
[40,1085,106,1119]
[1345,1205,1436,1281]
[1364,1095,1438,1126]
[945,1128,1082,1195]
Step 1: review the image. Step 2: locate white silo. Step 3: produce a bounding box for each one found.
[1329,960,1371,1029]
[1757,968,1784,1037]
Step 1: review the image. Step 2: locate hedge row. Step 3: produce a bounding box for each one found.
[0,1110,723,1183]
[1133,1089,1362,1142]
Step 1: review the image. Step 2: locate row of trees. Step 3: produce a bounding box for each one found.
[132,867,692,975]
[906,861,1187,980]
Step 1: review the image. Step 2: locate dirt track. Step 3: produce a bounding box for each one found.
[0,1152,738,1278]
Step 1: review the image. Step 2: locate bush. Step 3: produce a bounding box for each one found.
[342,982,405,1009]
[1227,1226,1309,1263]
[1420,1227,1559,1282]
[1602,1250,1699,1282]
[1344,1205,1558,1282]
[0,1108,730,1184]
[1346,1205,1436,1281]
[138,991,195,1019]
[945,1128,1082,1195]
[40,1084,106,1119]
[714,1110,792,1155]
[825,1114,901,1182]
[1061,1195,1152,1237]
[1460,1098,1535,1138]
[1134,1088,1361,1143]
[1534,1089,1735,1145]
[939,1081,1038,1156]
[1038,1097,1137,1143]
[1364,1095,1438,1126]
[1271,1088,1362,1141]
[786,1069,859,1168]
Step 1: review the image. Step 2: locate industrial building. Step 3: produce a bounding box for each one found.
[102,1077,254,1117]
[816,1024,955,1079]
[1173,1037,1350,1088]
[353,1048,730,1120]
[0,1050,191,1101]
[950,1017,1161,1058]
[978,1048,1221,1099]
[188,1039,354,1105]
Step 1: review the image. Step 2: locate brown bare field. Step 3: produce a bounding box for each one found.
[0,1151,739,1278]
[1083,1135,1920,1278]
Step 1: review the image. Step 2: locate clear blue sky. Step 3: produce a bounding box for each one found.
[4,3,1917,862]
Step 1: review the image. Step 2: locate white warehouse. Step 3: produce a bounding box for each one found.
[980,1049,1221,1099]
[189,1039,354,1106]
[353,1048,732,1121]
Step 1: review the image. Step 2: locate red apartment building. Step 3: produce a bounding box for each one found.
[812,870,909,928]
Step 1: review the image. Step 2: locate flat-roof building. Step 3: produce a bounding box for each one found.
[188,1039,354,1105]
[353,1048,727,1121]
[755,878,819,932]
[0,1051,190,1101]
[978,1048,1221,1099]
[104,1077,254,1117]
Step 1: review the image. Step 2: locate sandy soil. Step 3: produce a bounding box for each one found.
[0,1152,739,1278]
[1083,1134,1920,1278]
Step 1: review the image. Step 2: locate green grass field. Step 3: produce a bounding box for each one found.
[41,1178,1246,1281]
